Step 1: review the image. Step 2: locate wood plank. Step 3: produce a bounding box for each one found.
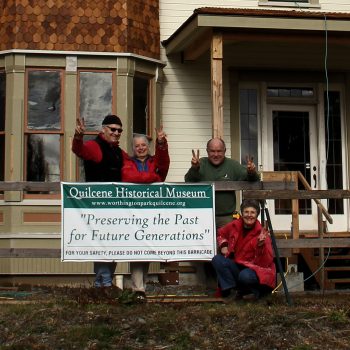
[0,248,61,258]
[277,238,350,249]
[215,181,296,191]
[324,267,350,271]
[0,182,61,191]
[211,31,223,138]
[243,189,350,199]
[147,296,224,303]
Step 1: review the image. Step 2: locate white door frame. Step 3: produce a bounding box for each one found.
[263,104,319,231]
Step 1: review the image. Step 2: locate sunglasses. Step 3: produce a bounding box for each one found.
[104,125,123,133]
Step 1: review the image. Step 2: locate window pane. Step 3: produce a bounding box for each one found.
[133,77,149,135]
[26,134,60,182]
[325,91,343,214]
[0,72,5,130]
[27,71,61,130]
[0,135,4,181]
[240,89,258,165]
[79,72,113,131]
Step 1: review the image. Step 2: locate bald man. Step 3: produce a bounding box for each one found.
[185,138,260,228]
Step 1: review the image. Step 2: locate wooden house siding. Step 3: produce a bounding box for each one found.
[159,0,350,182]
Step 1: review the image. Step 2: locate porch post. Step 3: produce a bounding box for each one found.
[210,32,223,138]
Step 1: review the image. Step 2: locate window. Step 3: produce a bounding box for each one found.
[77,70,114,180]
[133,76,151,136]
[79,71,113,131]
[240,89,258,165]
[325,91,343,214]
[25,69,63,186]
[0,71,5,182]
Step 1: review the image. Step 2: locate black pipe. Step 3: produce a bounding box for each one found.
[263,204,293,306]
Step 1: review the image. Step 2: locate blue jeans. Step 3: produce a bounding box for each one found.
[212,254,260,297]
[94,262,117,287]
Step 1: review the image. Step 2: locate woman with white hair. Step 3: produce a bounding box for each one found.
[121,127,170,300]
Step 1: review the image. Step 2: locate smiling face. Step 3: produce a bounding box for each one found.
[133,136,150,160]
[241,206,258,228]
[102,124,123,145]
[206,138,226,166]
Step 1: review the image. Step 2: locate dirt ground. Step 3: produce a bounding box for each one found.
[0,284,350,350]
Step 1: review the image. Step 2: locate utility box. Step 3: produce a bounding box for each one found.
[278,264,304,292]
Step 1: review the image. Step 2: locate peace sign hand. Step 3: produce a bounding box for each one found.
[75,117,86,139]
[257,226,269,247]
[155,125,167,144]
[246,155,256,174]
[191,149,200,169]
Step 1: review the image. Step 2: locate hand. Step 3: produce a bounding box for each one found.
[257,227,269,247]
[191,149,200,169]
[155,125,167,143]
[74,117,86,139]
[246,155,256,174]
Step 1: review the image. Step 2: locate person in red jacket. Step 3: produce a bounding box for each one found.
[122,127,170,300]
[72,114,128,288]
[212,199,276,300]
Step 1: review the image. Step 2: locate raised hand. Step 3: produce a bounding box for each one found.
[257,226,269,247]
[191,149,200,169]
[74,117,86,139]
[246,155,256,174]
[155,125,167,143]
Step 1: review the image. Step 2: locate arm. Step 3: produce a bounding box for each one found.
[254,234,274,268]
[154,139,170,181]
[71,117,103,163]
[184,150,202,182]
[72,137,102,163]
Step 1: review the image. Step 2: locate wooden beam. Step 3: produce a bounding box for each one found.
[277,238,350,249]
[243,189,350,199]
[223,31,350,46]
[183,29,212,61]
[0,182,61,191]
[214,180,295,191]
[211,31,223,138]
[0,248,61,258]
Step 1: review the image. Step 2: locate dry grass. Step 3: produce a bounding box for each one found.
[0,286,350,350]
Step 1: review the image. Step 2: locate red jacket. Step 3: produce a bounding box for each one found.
[121,140,170,183]
[72,134,128,163]
[217,217,276,289]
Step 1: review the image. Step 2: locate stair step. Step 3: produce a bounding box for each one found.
[312,255,350,260]
[324,266,350,271]
[327,278,350,283]
[326,254,350,259]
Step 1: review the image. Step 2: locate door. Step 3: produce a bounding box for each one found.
[265,105,318,231]
[263,99,348,232]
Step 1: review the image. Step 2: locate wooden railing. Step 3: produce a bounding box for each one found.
[1,175,350,256]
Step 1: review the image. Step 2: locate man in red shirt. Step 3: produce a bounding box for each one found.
[72,114,127,287]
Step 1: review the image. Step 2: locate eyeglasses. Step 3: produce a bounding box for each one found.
[104,125,123,133]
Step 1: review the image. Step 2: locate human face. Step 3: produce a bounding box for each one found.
[102,124,123,144]
[241,207,258,228]
[133,137,149,160]
[207,139,226,166]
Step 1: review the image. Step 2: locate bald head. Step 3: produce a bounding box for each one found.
[206,138,226,166]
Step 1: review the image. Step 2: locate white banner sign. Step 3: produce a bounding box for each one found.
[61,182,216,262]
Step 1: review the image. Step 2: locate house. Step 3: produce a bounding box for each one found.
[1,0,350,289]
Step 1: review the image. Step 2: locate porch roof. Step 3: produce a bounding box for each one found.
[162,7,350,65]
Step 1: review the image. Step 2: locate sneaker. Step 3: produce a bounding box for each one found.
[134,291,147,303]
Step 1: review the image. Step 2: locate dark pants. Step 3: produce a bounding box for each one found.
[212,254,263,298]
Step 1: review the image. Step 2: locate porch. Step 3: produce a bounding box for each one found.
[0,174,349,291]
